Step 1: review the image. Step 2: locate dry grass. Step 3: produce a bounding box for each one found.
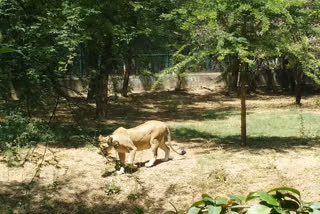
[1,90,320,214]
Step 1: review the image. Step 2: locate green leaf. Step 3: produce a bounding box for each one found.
[311,210,320,214]
[247,204,272,214]
[246,192,279,206]
[135,207,144,214]
[228,195,245,203]
[215,197,228,205]
[164,212,176,214]
[273,206,288,214]
[191,200,205,207]
[208,205,222,214]
[268,187,301,197]
[0,47,24,56]
[0,47,16,54]
[202,193,212,199]
[202,194,215,205]
[187,207,201,214]
[310,202,320,210]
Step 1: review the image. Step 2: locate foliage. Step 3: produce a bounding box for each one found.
[105,182,121,196]
[0,110,103,156]
[0,0,180,118]
[171,0,319,67]
[137,187,320,214]
[185,0,320,88]
[153,0,320,144]
[0,47,23,55]
[152,48,208,91]
[0,0,93,112]
[0,112,54,150]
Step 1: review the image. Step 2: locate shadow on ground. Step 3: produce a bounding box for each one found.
[0,189,137,214]
[172,126,320,153]
[106,91,239,123]
[0,171,170,214]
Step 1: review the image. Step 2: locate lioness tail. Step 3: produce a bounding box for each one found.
[166,127,186,155]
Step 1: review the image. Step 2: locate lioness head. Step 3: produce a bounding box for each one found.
[98,135,119,155]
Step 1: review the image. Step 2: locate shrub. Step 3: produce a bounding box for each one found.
[0,112,54,151]
[136,187,320,214]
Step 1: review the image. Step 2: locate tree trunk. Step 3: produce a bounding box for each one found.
[122,63,131,97]
[95,72,108,119]
[226,57,239,95]
[8,80,19,100]
[240,63,247,146]
[295,79,302,105]
[87,76,97,100]
[95,56,109,120]
[280,57,289,92]
[295,67,303,105]
[176,74,183,91]
[122,52,134,97]
[265,68,278,93]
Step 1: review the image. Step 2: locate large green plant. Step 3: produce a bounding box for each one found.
[136,187,320,214]
[0,47,23,55]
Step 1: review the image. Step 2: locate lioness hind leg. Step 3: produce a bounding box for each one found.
[159,143,170,161]
[145,139,159,167]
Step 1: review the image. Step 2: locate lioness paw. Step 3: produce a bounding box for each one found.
[145,162,154,167]
[116,167,125,175]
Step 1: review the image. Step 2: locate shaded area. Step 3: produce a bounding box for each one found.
[171,126,320,152]
[3,90,319,151]
[106,91,238,123]
[104,90,320,126]
[0,170,172,214]
[0,184,137,214]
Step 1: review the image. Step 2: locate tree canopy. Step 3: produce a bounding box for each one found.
[0,0,319,143]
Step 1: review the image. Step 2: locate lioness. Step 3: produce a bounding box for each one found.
[99,120,185,168]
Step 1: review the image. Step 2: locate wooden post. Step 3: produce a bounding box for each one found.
[240,63,247,146]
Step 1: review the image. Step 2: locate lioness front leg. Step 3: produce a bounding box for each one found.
[127,147,138,169]
[118,152,126,164]
[145,139,159,167]
[116,153,126,174]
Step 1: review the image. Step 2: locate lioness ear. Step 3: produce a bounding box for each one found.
[113,141,119,147]
[107,136,113,144]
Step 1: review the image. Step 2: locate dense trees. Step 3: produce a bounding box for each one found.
[0,0,91,114]
[160,0,320,145]
[0,0,319,144]
[0,0,179,118]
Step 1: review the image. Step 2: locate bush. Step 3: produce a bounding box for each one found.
[136,187,320,214]
[0,112,54,151]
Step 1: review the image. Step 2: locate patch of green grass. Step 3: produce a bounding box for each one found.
[247,111,320,138]
[170,110,320,145]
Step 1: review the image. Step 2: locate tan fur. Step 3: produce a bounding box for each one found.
[99,120,185,168]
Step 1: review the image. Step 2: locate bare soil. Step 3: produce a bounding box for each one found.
[1,90,320,214]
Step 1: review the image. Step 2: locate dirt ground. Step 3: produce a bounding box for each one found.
[1,90,320,214]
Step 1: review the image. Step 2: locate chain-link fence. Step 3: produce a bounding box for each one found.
[134,54,172,74]
[71,46,222,76]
